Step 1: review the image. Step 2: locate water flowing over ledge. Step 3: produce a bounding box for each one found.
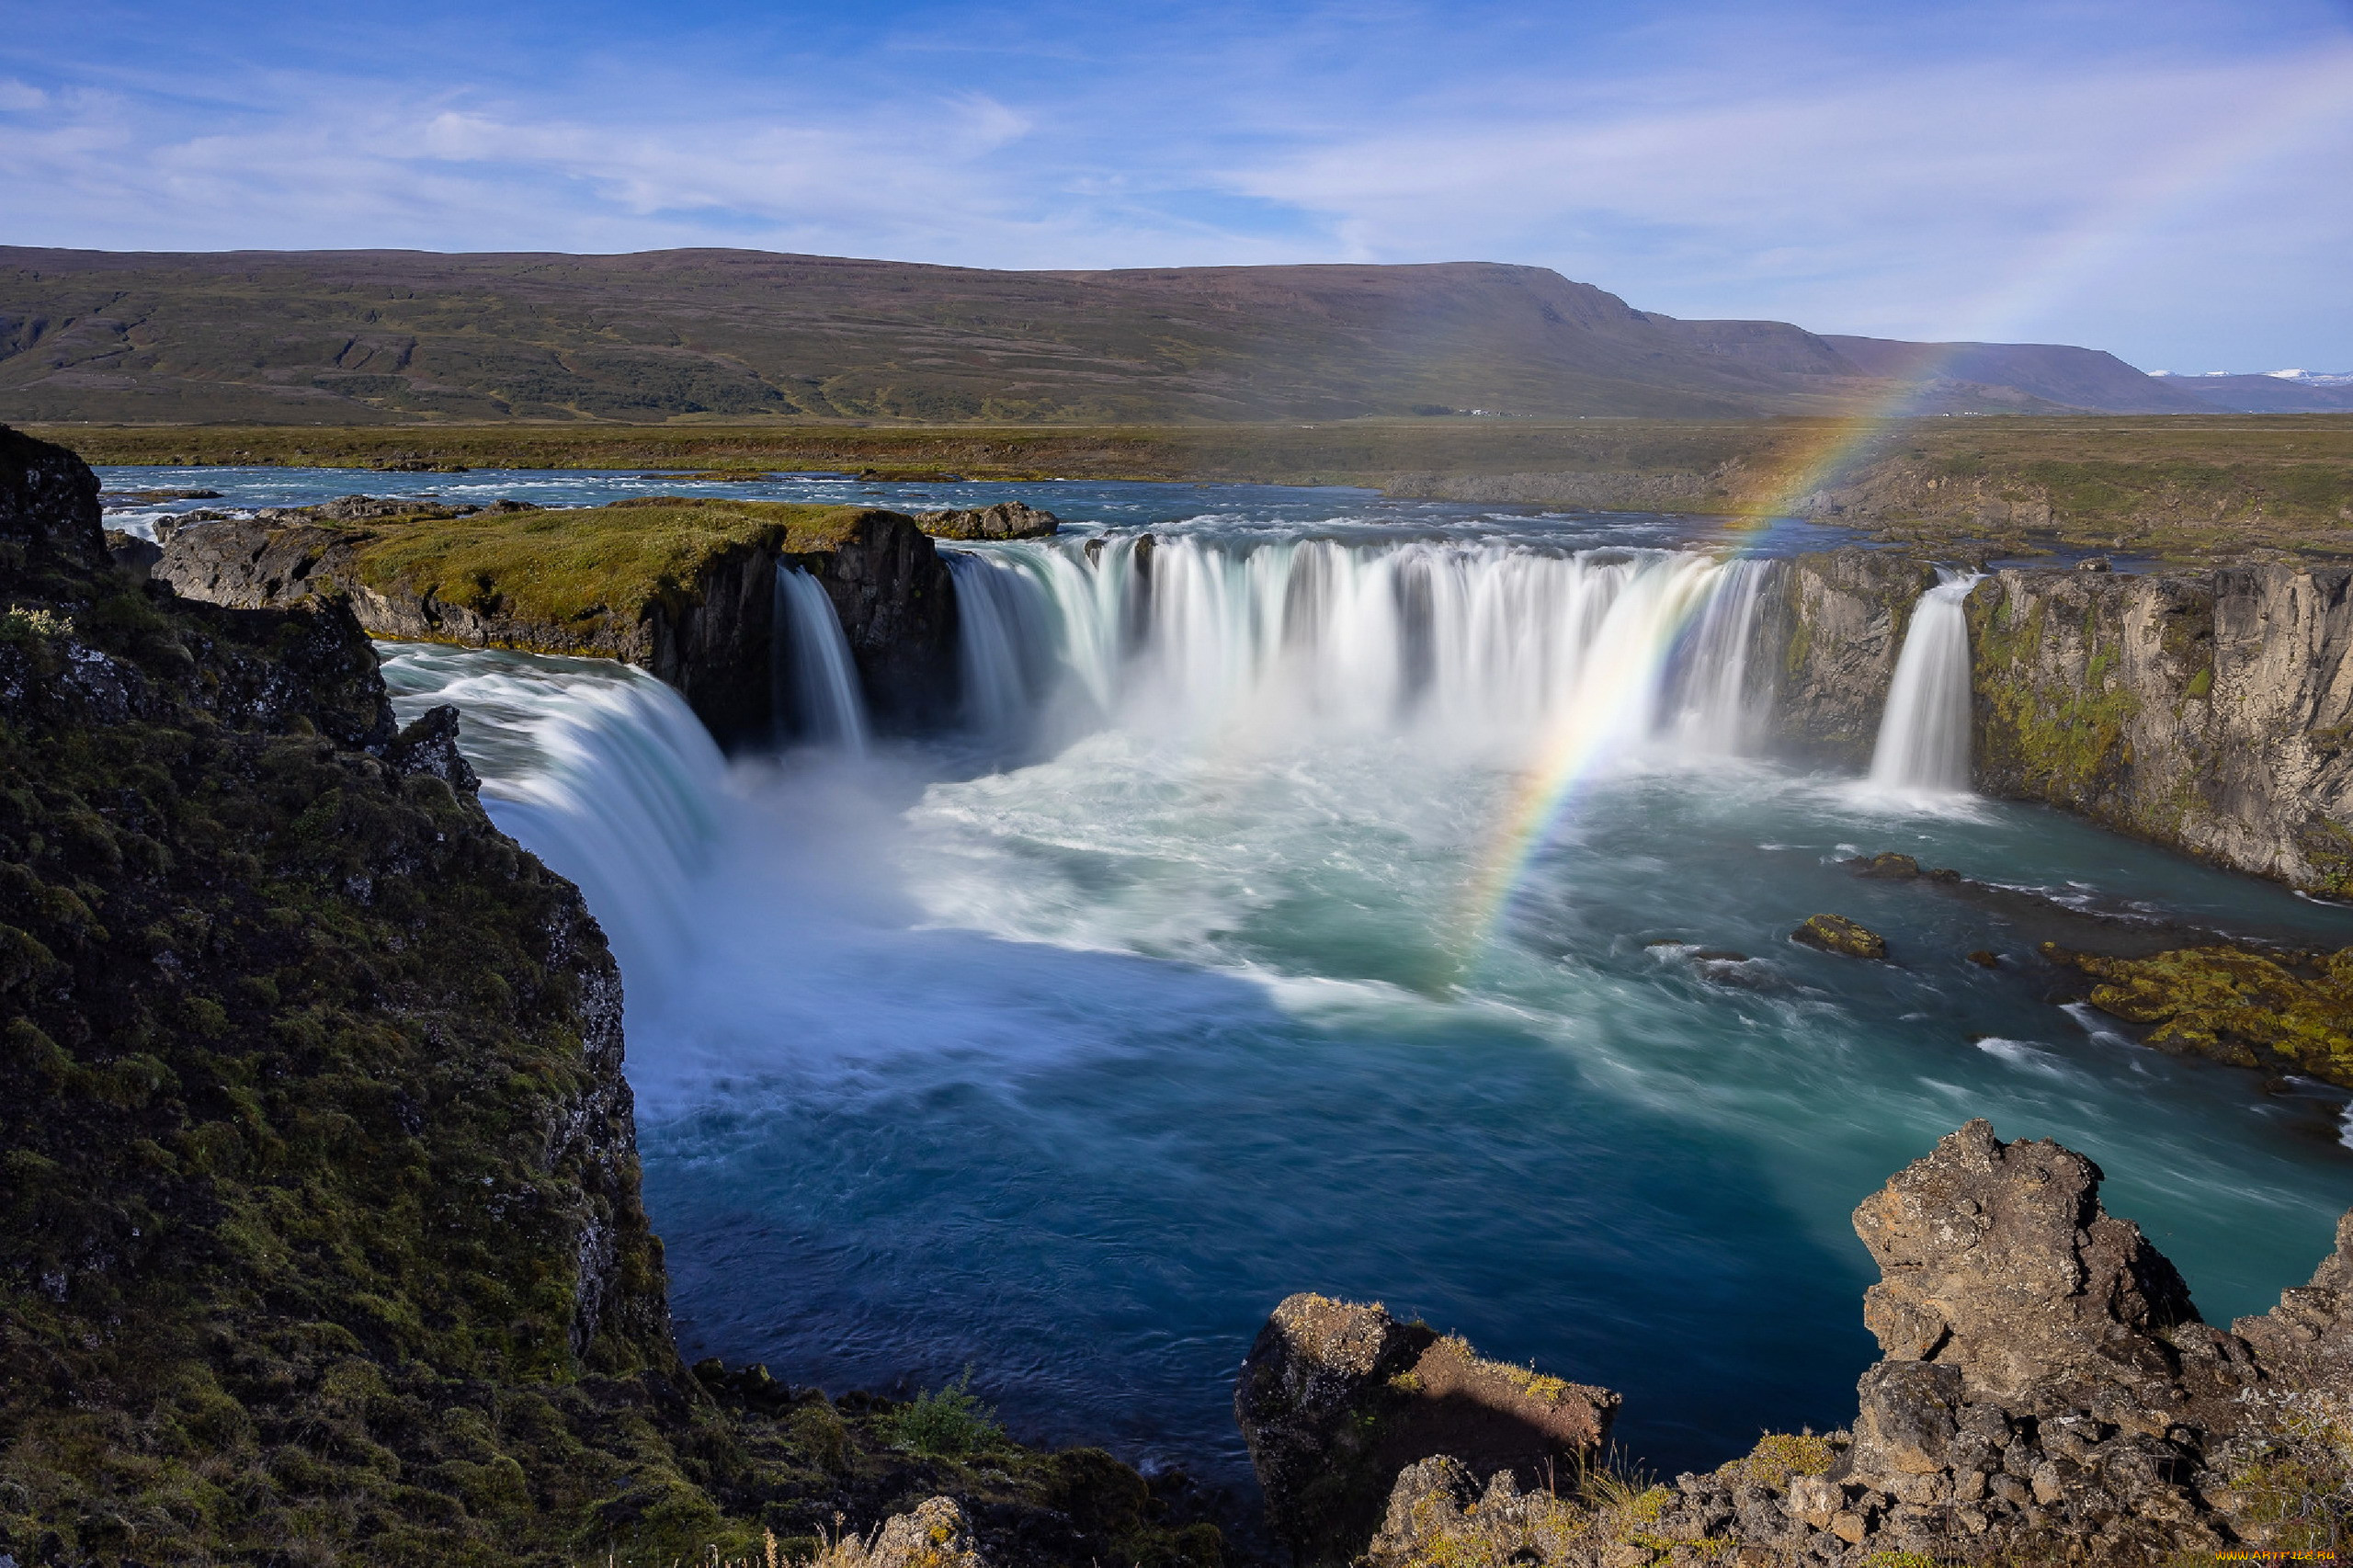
[376,507,2353,1486]
[941,534,1774,769]
[1867,570,1983,797]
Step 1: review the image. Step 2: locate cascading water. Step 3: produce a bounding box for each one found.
[358,502,2353,1493]
[940,535,1768,765]
[1868,570,1984,794]
[774,566,870,754]
[377,642,728,993]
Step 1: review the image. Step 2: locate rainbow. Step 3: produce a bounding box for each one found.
[1453,44,2353,956]
[1450,402,1915,955]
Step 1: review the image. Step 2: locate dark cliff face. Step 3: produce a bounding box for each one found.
[641,512,961,741]
[806,506,960,732]
[4,432,1229,1566]
[0,428,704,1558]
[155,506,962,744]
[1969,564,2353,894]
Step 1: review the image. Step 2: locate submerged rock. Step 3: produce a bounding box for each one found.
[915,500,1061,540]
[1791,912,1889,959]
[1233,1294,1616,1567]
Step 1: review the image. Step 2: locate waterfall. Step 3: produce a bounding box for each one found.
[774,566,870,754]
[1869,570,1983,794]
[940,535,1768,767]
[375,642,729,992]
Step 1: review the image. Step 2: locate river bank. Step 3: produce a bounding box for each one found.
[40,415,2353,563]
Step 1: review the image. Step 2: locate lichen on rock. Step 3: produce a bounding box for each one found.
[1250,1119,2353,1566]
[1790,913,1889,960]
[2044,939,2353,1085]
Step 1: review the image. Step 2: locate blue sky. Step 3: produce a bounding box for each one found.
[2,0,2349,369]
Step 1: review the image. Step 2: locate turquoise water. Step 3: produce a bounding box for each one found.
[155,466,2353,1488]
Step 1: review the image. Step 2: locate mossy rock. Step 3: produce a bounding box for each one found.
[2045,941,2353,1085]
[1791,914,1889,960]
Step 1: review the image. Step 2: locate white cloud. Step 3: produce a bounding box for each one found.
[0,2,2345,366]
[0,80,47,112]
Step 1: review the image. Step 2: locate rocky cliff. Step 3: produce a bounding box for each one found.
[0,429,1218,1566]
[1245,1120,2353,1566]
[1758,550,1938,768]
[154,497,961,744]
[1967,563,2353,895]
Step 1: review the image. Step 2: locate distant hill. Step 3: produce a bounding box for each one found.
[2150,372,2353,414]
[1820,336,2217,415]
[0,246,2336,425]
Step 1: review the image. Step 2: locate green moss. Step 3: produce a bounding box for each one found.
[2046,942,2353,1085]
[352,498,876,629]
[1971,592,2145,800]
[1721,1432,1836,1490]
[0,431,1222,1568]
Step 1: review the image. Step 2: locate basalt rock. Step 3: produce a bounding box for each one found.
[155,502,961,743]
[915,500,1062,540]
[1791,913,1888,960]
[1233,1294,1617,1566]
[1295,1119,2353,1566]
[1967,564,2353,896]
[1759,549,1938,767]
[837,1497,990,1568]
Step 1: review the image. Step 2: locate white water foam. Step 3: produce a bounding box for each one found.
[941,535,1769,769]
[1868,570,1984,796]
[378,643,729,994]
[774,567,870,754]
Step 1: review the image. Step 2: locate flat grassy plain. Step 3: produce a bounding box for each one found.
[357,498,872,628]
[40,413,2353,562]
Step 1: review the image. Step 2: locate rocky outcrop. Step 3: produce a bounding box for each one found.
[1790,913,1888,960]
[154,502,961,743]
[1759,550,1937,767]
[1258,1119,2353,1567]
[1234,1294,1617,1567]
[2043,940,2353,1085]
[1968,563,2353,896]
[828,1497,990,1568]
[916,500,1061,540]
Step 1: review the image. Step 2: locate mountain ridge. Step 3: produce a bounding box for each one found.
[2,245,2340,425]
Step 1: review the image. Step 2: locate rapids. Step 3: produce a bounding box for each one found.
[123,466,2353,1487]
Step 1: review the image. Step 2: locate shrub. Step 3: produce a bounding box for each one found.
[885,1369,1005,1460]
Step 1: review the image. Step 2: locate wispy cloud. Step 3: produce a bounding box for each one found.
[0,0,2346,367]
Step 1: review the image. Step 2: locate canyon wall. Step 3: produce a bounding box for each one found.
[1761,551,2353,895]
[1966,563,2353,895]
[1758,549,1937,768]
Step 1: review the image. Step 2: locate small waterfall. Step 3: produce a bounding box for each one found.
[944,550,1061,741]
[375,642,729,992]
[939,534,1768,767]
[773,566,870,754]
[1869,570,1984,793]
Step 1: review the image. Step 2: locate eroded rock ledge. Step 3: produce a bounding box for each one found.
[153,496,959,743]
[1243,1119,2353,1565]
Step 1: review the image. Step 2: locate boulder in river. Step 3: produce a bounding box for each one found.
[1791,912,1889,959]
[915,500,1061,540]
